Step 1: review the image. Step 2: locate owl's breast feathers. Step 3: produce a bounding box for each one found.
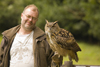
[51,28,81,52]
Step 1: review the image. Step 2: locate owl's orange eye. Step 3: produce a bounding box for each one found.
[52,24,56,27]
[52,25,55,27]
[47,25,49,27]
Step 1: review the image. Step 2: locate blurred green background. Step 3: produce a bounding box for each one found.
[0,0,100,65]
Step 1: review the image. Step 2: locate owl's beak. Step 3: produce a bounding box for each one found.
[47,28,51,32]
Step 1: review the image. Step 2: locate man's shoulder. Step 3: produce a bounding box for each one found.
[2,25,20,36]
[35,27,44,33]
[34,26,46,40]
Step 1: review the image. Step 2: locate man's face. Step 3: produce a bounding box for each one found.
[21,8,38,31]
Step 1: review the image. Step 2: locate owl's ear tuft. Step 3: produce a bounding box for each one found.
[52,21,58,26]
[54,21,58,24]
[45,19,49,23]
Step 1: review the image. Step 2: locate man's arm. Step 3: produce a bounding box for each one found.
[44,39,63,67]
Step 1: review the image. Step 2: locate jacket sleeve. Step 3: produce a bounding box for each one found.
[44,39,63,67]
[43,39,53,66]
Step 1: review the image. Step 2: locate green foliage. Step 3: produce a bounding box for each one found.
[0,35,2,43]
[0,0,100,42]
[0,0,24,31]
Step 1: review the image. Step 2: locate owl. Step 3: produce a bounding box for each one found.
[45,20,81,63]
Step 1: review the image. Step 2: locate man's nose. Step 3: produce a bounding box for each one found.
[29,17,32,21]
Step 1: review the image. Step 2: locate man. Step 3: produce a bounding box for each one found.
[0,4,62,67]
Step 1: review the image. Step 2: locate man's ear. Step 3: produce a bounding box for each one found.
[21,13,23,19]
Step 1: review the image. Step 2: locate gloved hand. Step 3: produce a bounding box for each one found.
[51,52,63,67]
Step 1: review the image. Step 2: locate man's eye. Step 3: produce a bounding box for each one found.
[27,15,31,18]
[33,17,38,20]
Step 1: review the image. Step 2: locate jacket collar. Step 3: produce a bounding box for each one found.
[33,26,46,41]
[2,25,45,41]
[2,25,20,39]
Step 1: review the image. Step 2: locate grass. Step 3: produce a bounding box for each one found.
[0,35,100,65]
[63,42,100,65]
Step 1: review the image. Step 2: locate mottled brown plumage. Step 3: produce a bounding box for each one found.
[45,20,81,62]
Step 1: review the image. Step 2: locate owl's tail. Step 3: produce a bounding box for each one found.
[68,50,79,62]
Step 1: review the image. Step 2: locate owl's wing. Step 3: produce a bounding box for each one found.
[55,29,81,52]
